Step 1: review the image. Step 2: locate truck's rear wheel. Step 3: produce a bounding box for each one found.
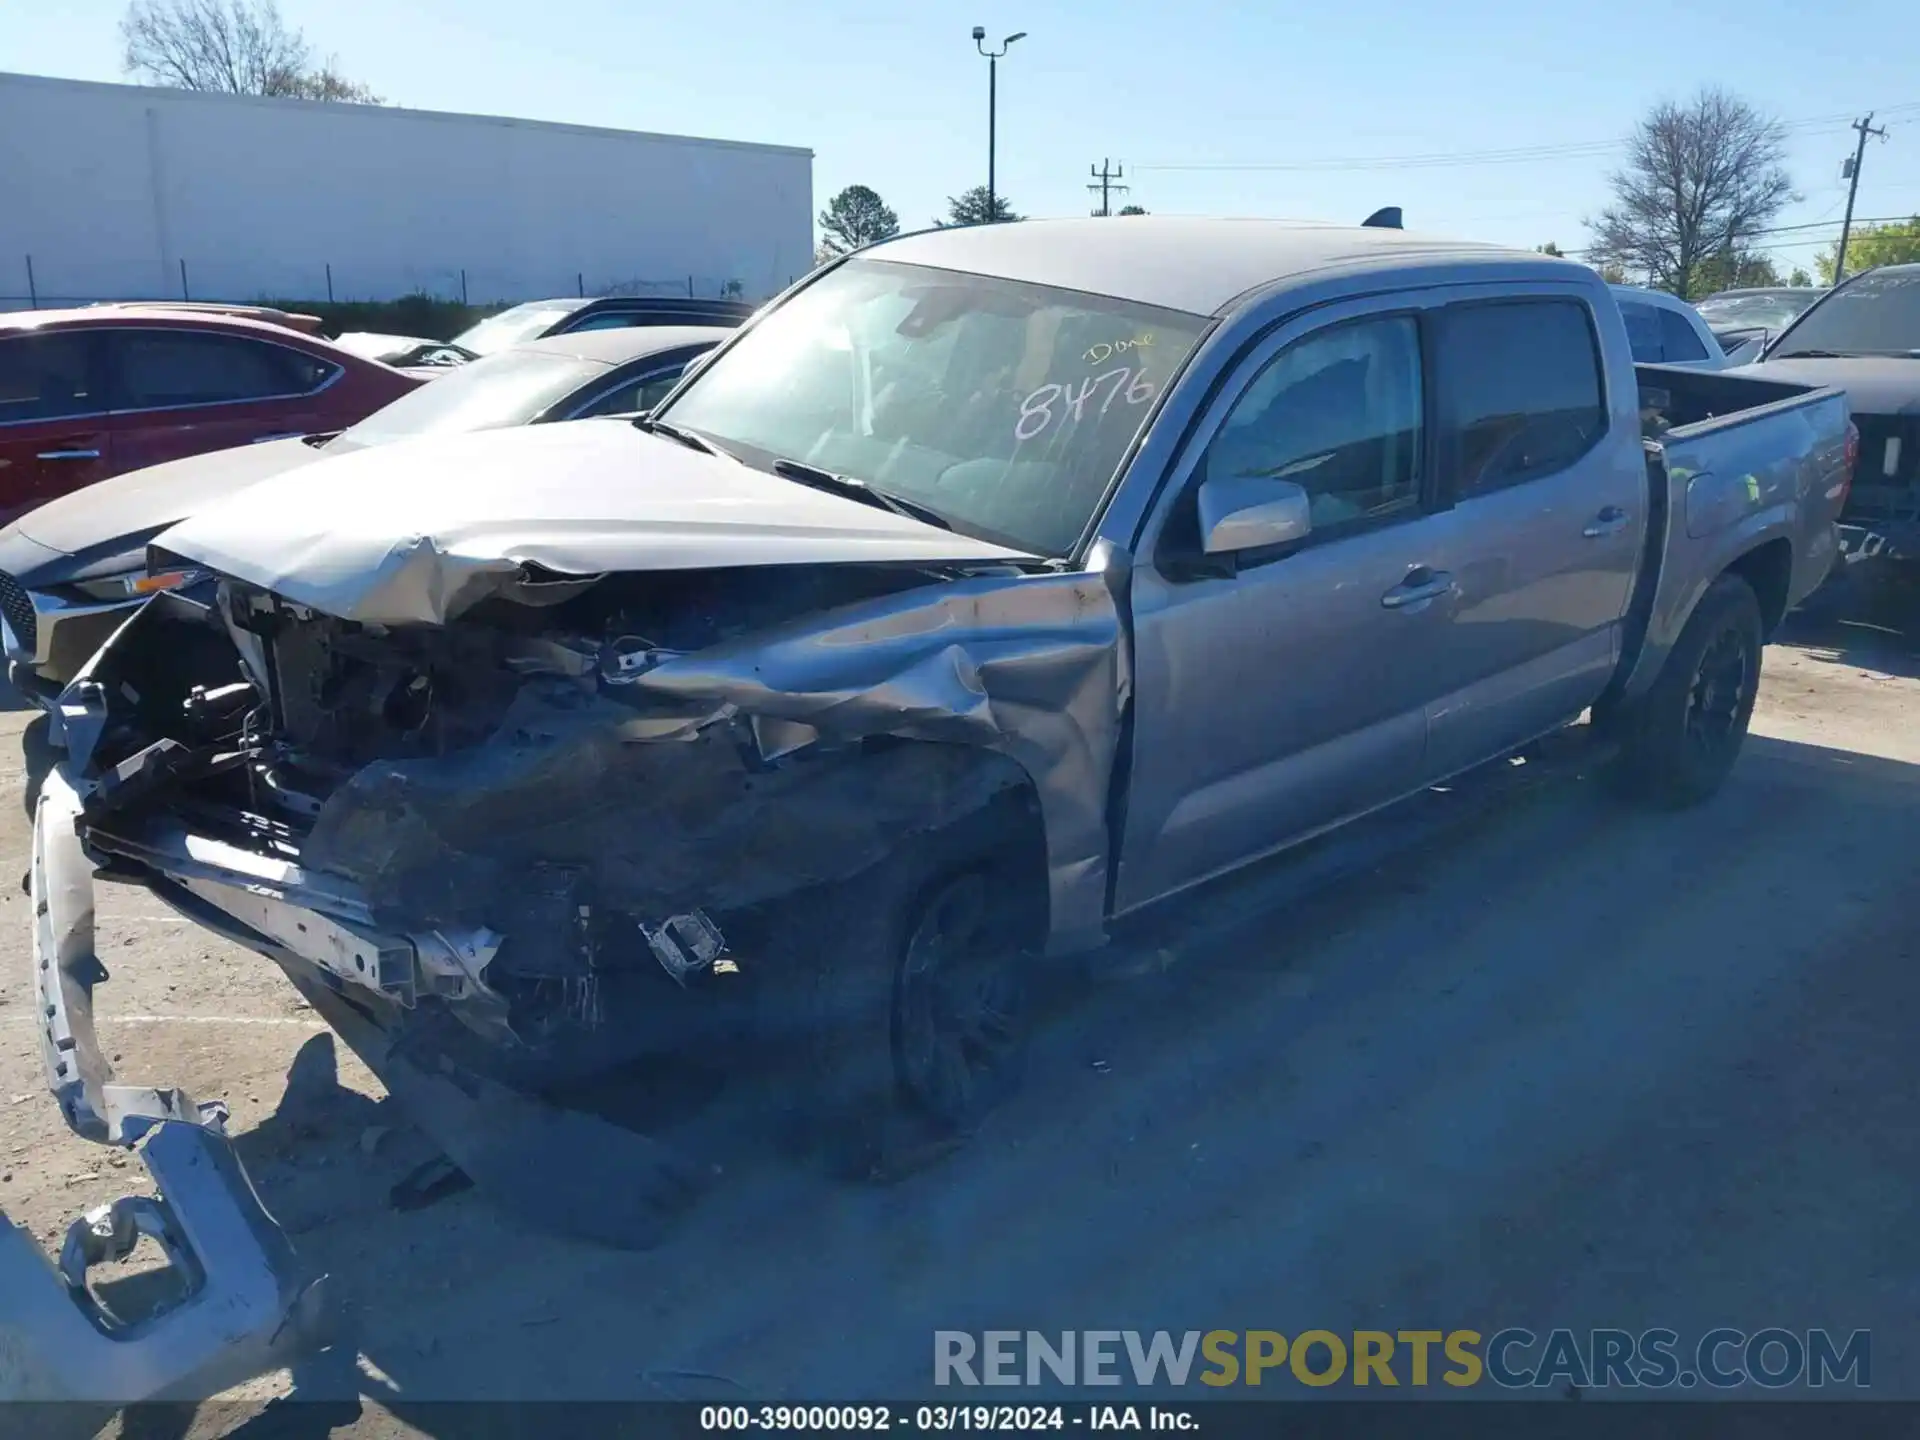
[1609,572,1763,808]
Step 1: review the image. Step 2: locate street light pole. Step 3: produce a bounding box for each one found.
[988,50,996,216]
[972,26,1026,222]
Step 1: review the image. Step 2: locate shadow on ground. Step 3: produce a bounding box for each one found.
[86,724,1920,1432]
[0,675,37,714]
[1785,563,1920,676]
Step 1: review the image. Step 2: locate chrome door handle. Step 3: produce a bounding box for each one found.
[1380,569,1455,609]
[36,449,100,461]
[1583,506,1630,538]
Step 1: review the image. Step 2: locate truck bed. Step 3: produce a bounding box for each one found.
[1636,361,1833,438]
[1606,362,1852,709]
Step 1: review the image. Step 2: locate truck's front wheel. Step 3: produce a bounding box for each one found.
[786,802,1045,1180]
[1609,572,1764,808]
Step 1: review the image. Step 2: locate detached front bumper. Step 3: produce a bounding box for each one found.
[0,766,331,1403]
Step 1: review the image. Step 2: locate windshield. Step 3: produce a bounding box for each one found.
[1767,271,1920,359]
[329,349,608,449]
[1695,292,1821,331]
[657,257,1211,556]
[451,299,591,356]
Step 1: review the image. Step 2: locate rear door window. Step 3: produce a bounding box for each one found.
[0,332,104,424]
[1659,307,1712,362]
[1437,299,1608,499]
[109,329,332,409]
[1617,301,1665,363]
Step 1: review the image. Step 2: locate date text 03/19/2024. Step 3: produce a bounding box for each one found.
[698,1405,1194,1431]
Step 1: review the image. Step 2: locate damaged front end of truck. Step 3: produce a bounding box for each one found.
[5,522,1129,1401]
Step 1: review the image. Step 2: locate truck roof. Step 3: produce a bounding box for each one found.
[872,216,1556,318]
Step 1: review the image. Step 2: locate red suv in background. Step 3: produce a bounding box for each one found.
[0,307,421,525]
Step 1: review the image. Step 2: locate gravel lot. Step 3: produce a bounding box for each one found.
[1,589,1916,1432]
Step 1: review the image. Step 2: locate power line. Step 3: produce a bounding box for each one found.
[1744,213,1910,236]
[1558,215,1914,260]
[1128,102,1920,175]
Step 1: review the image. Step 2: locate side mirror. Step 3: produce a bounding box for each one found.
[1197,475,1313,554]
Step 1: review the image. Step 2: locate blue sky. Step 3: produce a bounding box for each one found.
[8,0,1920,273]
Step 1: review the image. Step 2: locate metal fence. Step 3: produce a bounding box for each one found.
[0,252,798,314]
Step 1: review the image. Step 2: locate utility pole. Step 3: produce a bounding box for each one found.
[1836,113,1888,282]
[1088,159,1128,216]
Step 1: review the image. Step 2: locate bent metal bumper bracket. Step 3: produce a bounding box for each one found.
[0,767,331,1403]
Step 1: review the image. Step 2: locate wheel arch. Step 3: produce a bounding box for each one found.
[1611,514,1799,710]
[1726,536,1794,638]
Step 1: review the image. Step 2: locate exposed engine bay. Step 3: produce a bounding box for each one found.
[68,561,1073,1083]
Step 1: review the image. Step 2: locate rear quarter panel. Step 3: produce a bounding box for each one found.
[1617,376,1849,701]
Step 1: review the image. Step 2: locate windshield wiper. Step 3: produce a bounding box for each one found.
[632,414,726,457]
[1772,348,1864,359]
[770,458,955,531]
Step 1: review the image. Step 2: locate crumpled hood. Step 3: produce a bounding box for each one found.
[8,438,327,584]
[1745,356,1920,416]
[154,421,1038,626]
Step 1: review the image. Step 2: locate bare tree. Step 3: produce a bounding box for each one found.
[121,0,381,102]
[1586,89,1796,298]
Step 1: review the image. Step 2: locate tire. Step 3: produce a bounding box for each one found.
[1608,572,1764,808]
[783,800,1045,1180]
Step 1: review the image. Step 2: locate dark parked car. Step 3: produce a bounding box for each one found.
[1743,266,1920,595]
[0,325,729,709]
[335,294,756,372]
[0,307,421,527]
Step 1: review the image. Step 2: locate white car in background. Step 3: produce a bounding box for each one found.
[1694,286,1827,366]
[0,325,729,713]
[1609,284,1733,368]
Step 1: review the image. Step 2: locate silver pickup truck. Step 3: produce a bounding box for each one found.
[5,219,1854,1402]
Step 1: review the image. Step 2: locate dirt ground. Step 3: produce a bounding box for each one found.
[1,588,1916,1432]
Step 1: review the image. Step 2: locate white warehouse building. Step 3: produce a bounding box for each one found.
[0,71,814,311]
